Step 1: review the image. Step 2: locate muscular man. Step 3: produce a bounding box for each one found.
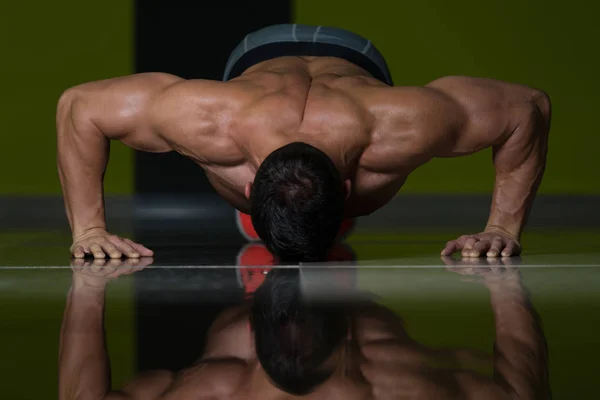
[57,24,551,262]
[60,261,550,399]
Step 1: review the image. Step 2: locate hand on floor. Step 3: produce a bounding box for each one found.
[441,256,522,286]
[71,228,154,259]
[71,257,154,289]
[441,228,521,257]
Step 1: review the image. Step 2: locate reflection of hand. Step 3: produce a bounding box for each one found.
[441,256,522,287]
[71,257,154,289]
[441,229,521,258]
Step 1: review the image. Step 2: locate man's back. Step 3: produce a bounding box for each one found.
[81,54,537,216]
[134,302,500,400]
[140,55,450,215]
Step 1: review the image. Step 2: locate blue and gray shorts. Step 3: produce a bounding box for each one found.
[223,24,393,86]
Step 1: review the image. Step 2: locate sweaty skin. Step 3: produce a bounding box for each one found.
[56,56,551,259]
[60,261,550,400]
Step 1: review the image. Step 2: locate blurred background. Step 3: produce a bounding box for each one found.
[1,1,599,399]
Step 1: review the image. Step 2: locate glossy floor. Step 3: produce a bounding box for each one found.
[2,225,600,399]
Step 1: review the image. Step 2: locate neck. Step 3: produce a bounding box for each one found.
[249,133,352,179]
[248,338,353,399]
[249,362,293,400]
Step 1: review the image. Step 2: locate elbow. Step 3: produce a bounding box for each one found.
[531,90,552,129]
[57,88,79,120]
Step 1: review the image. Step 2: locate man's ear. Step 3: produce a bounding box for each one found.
[344,179,352,200]
[245,182,253,200]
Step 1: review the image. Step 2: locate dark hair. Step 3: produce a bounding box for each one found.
[250,269,348,395]
[250,142,345,263]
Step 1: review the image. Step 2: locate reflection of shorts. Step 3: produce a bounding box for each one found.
[223,24,393,85]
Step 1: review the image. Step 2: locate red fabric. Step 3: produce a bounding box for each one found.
[237,244,274,298]
[237,211,260,240]
[238,210,355,242]
[237,242,357,298]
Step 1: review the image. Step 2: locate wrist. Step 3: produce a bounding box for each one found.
[71,281,107,296]
[484,223,521,242]
[71,272,110,293]
[487,274,525,298]
[72,225,108,242]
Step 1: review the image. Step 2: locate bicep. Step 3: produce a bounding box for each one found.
[64,73,181,152]
[424,76,536,158]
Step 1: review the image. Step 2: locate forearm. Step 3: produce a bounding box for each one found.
[485,152,546,240]
[57,91,109,238]
[59,284,111,400]
[486,95,551,239]
[489,280,549,398]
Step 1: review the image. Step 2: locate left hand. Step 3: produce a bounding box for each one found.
[441,255,523,287]
[441,228,521,258]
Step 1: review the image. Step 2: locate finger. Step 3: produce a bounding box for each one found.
[447,267,467,275]
[462,267,475,274]
[72,246,86,259]
[485,258,502,266]
[133,257,154,272]
[71,258,85,268]
[101,242,122,259]
[122,258,141,275]
[123,238,153,257]
[122,258,140,267]
[489,265,505,274]
[486,238,504,258]
[106,258,135,277]
[107,258,125,268]
[108,237,139,258]
[109,258,151,277]
[461,238,477,257]
[501,241,522,257]
[90,243,106,259]
[500,256,522,266]
[137,257,154,267]
[441,256,459,266]
[441,241,460,256]
[468,240,491,258]
[120,258,140,274]
[91,258,107,272]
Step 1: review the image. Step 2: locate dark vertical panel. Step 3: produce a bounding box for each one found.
[133,0,292,373]
[134,0,292,193]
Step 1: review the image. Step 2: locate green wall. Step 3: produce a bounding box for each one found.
[1,1,596,195]
[0,1,134,195]
[295,0,600,194]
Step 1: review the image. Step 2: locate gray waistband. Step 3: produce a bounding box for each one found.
[223,24,393,85]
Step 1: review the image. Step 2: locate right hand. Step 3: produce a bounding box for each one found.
[71,228,153,259]
[71,257,153,289]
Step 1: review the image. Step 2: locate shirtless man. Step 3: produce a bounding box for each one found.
[57,24,551,262]
[60,260,550,400]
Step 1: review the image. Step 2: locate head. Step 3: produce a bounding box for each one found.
[248,142,349,263]
[250,268,348,396]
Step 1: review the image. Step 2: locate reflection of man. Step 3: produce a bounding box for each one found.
[58,24,551,262]
[59,260,549,399]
